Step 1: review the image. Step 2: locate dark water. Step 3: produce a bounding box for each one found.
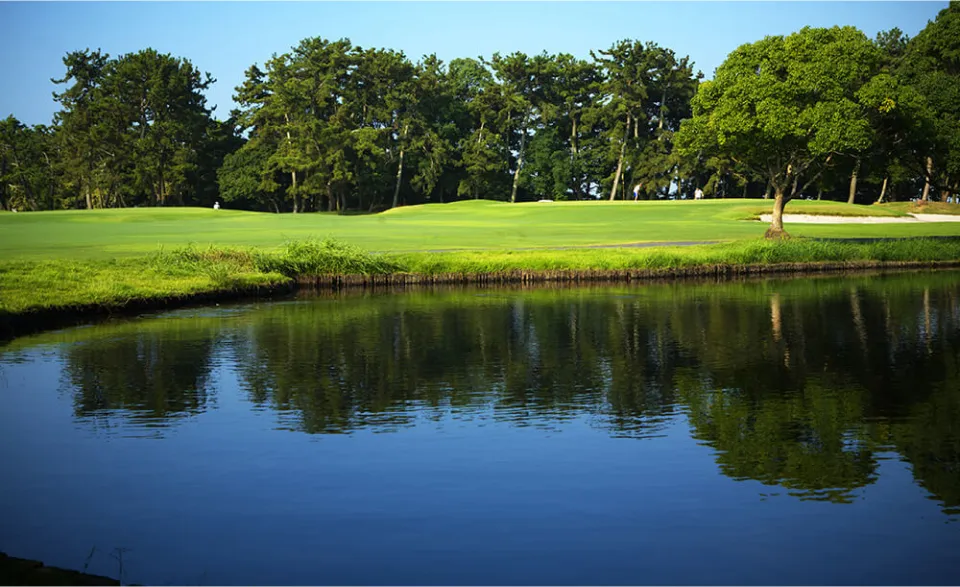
[2,272,960,586]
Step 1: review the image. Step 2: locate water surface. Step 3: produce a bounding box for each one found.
[2,272,960,585]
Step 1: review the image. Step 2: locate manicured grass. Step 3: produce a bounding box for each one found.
[2,199,957,261]
[877,201,960,215]
[0,250,287,315]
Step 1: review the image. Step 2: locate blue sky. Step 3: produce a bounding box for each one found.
[0,1,948,126]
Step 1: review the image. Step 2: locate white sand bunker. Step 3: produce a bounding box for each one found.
[758,213,960,224]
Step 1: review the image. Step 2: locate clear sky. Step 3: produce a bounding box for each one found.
[0,1,947,126]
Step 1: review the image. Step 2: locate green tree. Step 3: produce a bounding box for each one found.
[899,2,960,201]
[676,27,887,237]
[404,55,458,205]
[52,49,110,209]
[0,117,61,210]
[489,52,543,203]
[451,57,509,200]
[105,49,215,206]
[218,139,281,212]
[593,40,654,201]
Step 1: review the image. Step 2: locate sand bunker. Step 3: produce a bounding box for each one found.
[758,213,960,224]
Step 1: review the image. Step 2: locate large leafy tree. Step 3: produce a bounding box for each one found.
[899,2,960,201]
[676,27,888,237]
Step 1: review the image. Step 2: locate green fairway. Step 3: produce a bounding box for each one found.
[3,199,958,261]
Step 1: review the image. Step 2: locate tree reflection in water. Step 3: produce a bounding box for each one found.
[21,270,960,515]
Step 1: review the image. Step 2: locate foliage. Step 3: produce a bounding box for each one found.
[3,13,959,218]
[676,26,889,236]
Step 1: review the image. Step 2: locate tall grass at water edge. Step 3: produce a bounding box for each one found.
[392,238,960,274]
[2,237,960,320]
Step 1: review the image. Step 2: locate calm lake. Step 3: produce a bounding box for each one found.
[2,272,960,585]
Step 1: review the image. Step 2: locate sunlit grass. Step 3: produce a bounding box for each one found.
[3,199,958,262]
[3,237,959,320]
[391,238,960,274]
[878,201,960,215]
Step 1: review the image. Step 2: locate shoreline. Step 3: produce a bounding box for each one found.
[4,257,960,342]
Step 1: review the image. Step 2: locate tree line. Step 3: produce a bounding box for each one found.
[1,3,957,216]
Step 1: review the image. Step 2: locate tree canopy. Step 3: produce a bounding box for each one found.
[2,3,959,221]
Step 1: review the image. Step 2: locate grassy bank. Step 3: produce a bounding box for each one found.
[3,199,960,338]
[3,237,960,339]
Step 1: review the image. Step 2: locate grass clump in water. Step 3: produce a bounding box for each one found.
[255,238,401,277]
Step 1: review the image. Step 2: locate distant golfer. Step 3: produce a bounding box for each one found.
[633,183,642,201]
[694,188,704,200]
[213,201,220,210]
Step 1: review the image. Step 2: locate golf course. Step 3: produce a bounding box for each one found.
[2,198,960,336]
[4,199,960,260]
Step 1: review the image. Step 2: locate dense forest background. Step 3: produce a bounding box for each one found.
[1,3,957,213]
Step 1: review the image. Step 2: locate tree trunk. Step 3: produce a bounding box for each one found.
[763,180,772,200]
[876,176,888,204]
[392,148,405,209]
[392,125,408,209]
[847,159,859,205]
[510,125,527,204]
[570,117,578,155]
[609,114,630,201]
[765,186,790,239]
[291,171,298,213]
[658,88,667,132]
[610,114,630,202]
[609,143,625,201]
[85,184,92,210]
[921,157,933,202]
